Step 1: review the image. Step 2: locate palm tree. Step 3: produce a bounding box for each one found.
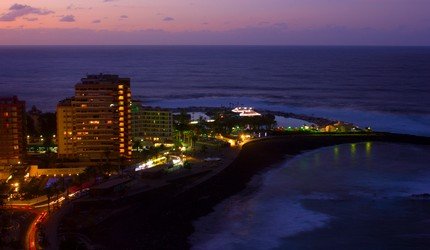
[45,186,53,214]
[61,177,71,201]
[83,166,97,179]
[119,156,127,176]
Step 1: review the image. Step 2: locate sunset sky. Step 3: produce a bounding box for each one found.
[0,0,429,45]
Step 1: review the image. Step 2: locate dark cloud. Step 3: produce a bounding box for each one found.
[120,15,128,19]
[0,4,53,21]
[10,4,26,10]
[59,15,75,22]
[163,17,175,22]
[92,19,101,24]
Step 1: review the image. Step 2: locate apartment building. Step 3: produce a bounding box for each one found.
[57,74,132,161]
[0,96,26,165]
[131,101,173,145]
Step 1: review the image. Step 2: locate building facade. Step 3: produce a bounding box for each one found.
[132,101,173,145]
[57,74,132,162]
[0,96,26,166]
[57,98,75,158]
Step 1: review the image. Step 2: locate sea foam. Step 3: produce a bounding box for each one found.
[190,142,430,250]
[190,165,331,250]
[151,96,430,136]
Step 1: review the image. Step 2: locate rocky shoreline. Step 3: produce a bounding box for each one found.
[80,133,430,249]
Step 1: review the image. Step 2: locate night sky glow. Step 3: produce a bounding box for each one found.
[0,0,429,45]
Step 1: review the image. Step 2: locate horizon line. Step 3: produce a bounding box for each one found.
[0,44,429,47]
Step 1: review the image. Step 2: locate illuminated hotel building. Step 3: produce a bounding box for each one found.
[57,74,132,161]
[0,96,26,165]
[131,101,173,145]
[57,98,75,158]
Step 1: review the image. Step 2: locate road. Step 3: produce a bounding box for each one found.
[25,210,46,250]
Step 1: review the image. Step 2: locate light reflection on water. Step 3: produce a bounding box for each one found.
[191,142,430,250]
[365,141,372,158]
[333,145,339,159]
[350,143,356,158]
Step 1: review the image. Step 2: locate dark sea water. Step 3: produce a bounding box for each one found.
[0,46,429,135]
[2,47,429,248]
[191,143,430,250]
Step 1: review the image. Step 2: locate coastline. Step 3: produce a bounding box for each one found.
[81,133,430,249]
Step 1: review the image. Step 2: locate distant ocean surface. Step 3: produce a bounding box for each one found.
[1,46,429,135]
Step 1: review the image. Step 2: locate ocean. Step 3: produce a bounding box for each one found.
[2,46,430,249]
[190,142,430,250]
[1,46,429,135]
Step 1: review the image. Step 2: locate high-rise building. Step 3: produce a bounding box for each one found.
[0,96,26,165]
[131,101,173,145]
[57,98,75,158]
[57,74,132,162]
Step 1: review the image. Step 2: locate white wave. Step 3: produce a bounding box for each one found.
[190,169,331,250]
[151,96,430,136]
[190,142,430,250]
[275,105,430,137]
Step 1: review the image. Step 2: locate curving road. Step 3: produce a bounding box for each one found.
[25,210,47,250]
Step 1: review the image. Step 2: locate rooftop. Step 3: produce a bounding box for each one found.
[80,74,130,84]
[0,95,24,104]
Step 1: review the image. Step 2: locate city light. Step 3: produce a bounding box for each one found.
[231,107,261,117]
[135,157,167,171]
